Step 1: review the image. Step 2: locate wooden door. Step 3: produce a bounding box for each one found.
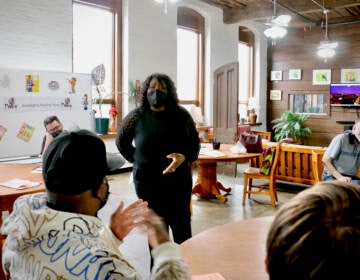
[213,62,239,176]
[213,62,239,143]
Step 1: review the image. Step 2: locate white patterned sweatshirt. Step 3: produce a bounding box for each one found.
[1,193,191,280]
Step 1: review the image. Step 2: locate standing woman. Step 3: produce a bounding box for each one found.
[116,73,200,244]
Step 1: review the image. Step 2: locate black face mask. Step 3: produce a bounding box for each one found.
[98,180,110,211]
[99,189,110,210]
[147,89,167,108]
[50,130,62,138]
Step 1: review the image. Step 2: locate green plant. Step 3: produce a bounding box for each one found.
[95,85,106,118]
[128,80,141,106]
[272,111,312,144]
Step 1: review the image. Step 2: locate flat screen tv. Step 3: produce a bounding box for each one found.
[330,83,360,106]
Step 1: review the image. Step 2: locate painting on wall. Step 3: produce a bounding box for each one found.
[270,90,282,101]
[289,69,302,80]
[341,68,360,83]
[270,70,282,81]
[312,69,331,85]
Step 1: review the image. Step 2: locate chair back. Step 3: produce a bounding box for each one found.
[268,143,281,179]
[252,130,272,141]
[311,150,324,184]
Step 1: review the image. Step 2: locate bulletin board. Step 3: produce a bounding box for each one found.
[0,68,92,159]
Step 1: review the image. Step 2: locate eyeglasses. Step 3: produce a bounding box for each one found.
[47,124,62,133]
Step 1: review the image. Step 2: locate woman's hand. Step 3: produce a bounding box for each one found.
[163,153,185,174]
[109,199,148,240]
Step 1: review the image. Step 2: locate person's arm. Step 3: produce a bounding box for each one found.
[322,154,352,182]
[109,200,191,280]
[322,134,352,182]
[181,107,201,163]
[115,109,138,163]
[162,108,200,174]
[41,132,55,159]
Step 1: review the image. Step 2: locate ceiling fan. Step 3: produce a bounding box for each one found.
[263,0,291,39]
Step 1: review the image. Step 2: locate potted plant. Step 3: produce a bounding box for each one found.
[271,111,312,144]
[128,79,141,108]
[108,103,118,132]
[91,64,109,134]
[93,85,110,134]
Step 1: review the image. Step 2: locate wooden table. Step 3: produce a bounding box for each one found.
[0,163,45,280]
[180,216,274,280]
[192,144,261,202]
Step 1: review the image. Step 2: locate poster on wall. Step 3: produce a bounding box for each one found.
[271,70,282,81]
[289,69,302,80]
[0,68,92,159]
[341,68,360,83]
[270,90,282,101]
[17,122,35,142]
[312,69,331,85]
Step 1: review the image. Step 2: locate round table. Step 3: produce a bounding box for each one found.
[181,216,274,280]
[192,144,261,202]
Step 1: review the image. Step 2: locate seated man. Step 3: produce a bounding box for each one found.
[266,181,360,279]
[1,129,191,279]
[321,120,360,184]
[40,115,125,172]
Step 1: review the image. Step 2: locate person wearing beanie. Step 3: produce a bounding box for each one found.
[1,129,191,279]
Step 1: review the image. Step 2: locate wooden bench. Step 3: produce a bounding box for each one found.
[258,142,327,186]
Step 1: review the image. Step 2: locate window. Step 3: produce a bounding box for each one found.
[73,0,121,123]
[177,7,204,113]
[238,42,252,101]
[238,27,254,121]
[288,92,329,116]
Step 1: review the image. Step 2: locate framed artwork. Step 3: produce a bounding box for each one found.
[341,68,360,83]
[289,69,302,80]
[312,69,331,85]
[270,90,282,101]
[270,70,282,81]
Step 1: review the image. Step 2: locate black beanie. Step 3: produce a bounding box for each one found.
[42,129,109,194]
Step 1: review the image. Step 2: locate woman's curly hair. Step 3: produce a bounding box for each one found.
[139,73,179,110]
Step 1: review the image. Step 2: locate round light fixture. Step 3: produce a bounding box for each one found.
[264,25,287,39]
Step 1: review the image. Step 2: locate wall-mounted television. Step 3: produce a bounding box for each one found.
[330,83,360,107]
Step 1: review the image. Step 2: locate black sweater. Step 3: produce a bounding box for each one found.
[116,106,200,171]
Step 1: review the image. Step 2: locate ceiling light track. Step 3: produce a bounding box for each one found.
[267,0,314,24]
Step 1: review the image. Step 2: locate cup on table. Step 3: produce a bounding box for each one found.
[212,140,221,150]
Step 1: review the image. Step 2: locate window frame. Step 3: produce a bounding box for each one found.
[177,7,205,113]
[287,91,330,119]
[72,0,122,126]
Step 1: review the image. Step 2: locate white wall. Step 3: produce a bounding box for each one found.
[0,0,72,72]
[0,0,268,129]
[124,0,267,127]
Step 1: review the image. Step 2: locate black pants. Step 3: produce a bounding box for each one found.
[132,164,193,244]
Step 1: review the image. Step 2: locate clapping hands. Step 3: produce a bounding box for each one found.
[109,199,169,248]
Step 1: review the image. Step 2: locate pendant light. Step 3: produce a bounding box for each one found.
[264,0,291,40]
[317,8,338,61]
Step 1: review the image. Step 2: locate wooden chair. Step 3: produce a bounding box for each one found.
[251,130,272,141]
[311,150,324,184]
[242,142,281,207]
